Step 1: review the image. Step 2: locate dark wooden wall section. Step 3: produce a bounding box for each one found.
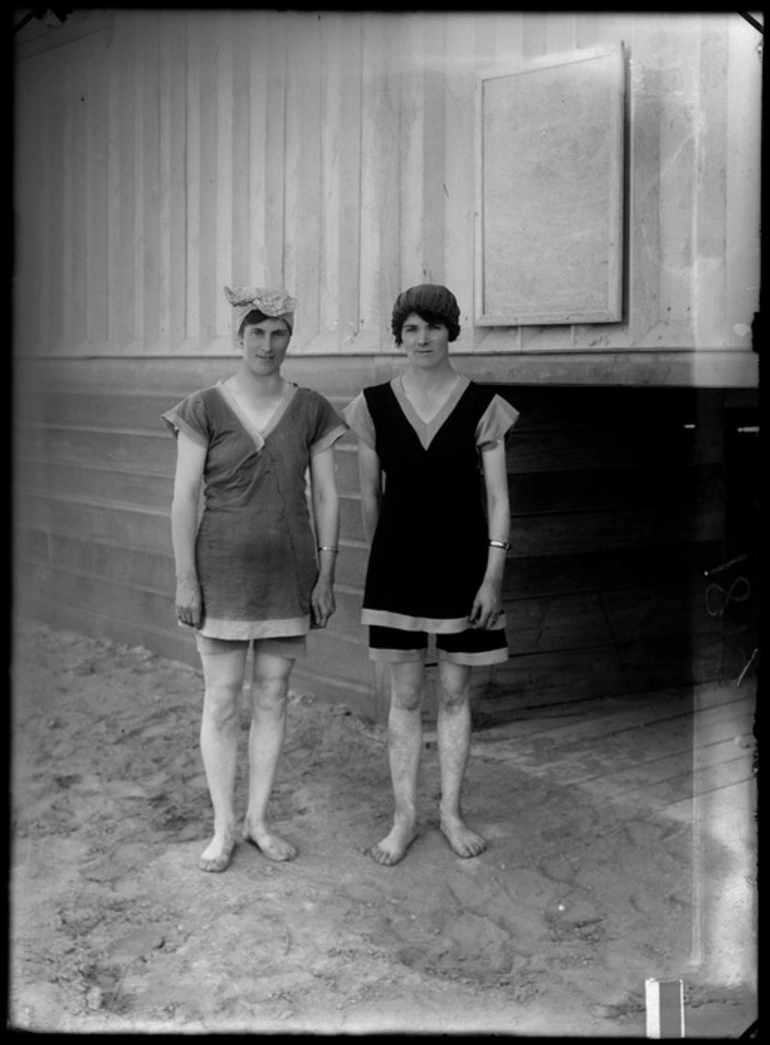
[13,357,388,718]
[468,384,755,726]
[14,359,756,724]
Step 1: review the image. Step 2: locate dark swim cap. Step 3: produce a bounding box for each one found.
[391,284,461,344]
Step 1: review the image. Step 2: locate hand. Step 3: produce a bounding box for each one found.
[176,576,202,629]
[310,577,336,629]
[468,580,502,630]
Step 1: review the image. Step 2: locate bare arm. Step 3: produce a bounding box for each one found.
[170,431,206,627]
[357,441,383,546]
[469,442,510,628]
[309,445,340,627]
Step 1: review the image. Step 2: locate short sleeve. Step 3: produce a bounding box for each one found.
[476,394,520,451]
[308,393,348,456]
[161,392,210,449]
[343,392,377,450]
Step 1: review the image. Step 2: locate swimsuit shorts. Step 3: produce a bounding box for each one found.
[195,634,308,659]
[368,625,508,667]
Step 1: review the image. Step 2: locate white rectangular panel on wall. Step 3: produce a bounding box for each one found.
[476,42,625,326]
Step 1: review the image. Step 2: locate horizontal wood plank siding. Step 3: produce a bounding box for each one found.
[14,357,753,725]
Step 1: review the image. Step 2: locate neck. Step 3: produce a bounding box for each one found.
[234,364,285,399]
[403,358,457,390]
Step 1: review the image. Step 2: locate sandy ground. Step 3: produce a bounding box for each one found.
[10,619,757,1036]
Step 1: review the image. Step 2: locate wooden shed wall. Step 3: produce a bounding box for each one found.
[13,10,760,722]
[13,9,760,373]
[14,354,757,723]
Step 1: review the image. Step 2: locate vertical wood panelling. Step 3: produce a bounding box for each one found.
[33,60,50,354]
[724,15,761,341]
[264,15,287,289]
[184,14,201,345]
[575,14,602,49]
[141,15,162,349]
[214,13,234,338]
[131,18,146,345]
[318,14,344,341]
[473,13,497,72]
[230,19,251,286]
[157,12,188,348]
[285,14,322,345]
[197,16,218,343]
[420,15,446,286]
[13,61,35,354]
[13,9,759,372]
[246,20,268,289]
[491,12,524,64]
[521,12,548,57]
[166,16,187,348]
[59,59,75,354]
[692,16,728,349]
[376,17,402,343]
[71,56,88,353]
[336,14,363,349]
[545,12,576,53]
[106,29,121,345]
[114,21,136,349]
[158,16,173,348]
[399,14,425,289]
[657,15,698,325]
[517,12,553,352]
[628,16,663,345]
[359,15,389,336]
[443,14,476,341]
[85,44,109,348]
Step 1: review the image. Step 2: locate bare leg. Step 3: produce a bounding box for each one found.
[371,659,424,866]
[436,660,486,858]
[198,648,247,872]
[243,650,297,861]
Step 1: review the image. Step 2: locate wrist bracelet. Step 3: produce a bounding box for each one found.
[318,546,339,554]
[488,539,510,551]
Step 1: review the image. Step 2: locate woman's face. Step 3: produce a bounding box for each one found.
[400,312,450,368]
[239,317,291,377]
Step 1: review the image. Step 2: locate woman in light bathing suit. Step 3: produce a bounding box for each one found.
[163,286,347,872]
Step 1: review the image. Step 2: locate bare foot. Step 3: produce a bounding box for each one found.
[198,829,237,873]
[440,814,487,858]
[370,816,418,866]
[243,818,298,862]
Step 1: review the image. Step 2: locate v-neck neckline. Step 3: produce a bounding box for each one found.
[391,374,470,451]
[216,380,297,453]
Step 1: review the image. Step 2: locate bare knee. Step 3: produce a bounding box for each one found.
[391,682,423,714]
[203,684,241,730]
[251,674,289,717]
[437,669,470,713]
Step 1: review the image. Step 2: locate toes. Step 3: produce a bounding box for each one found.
[198,841,236,873]
[370,845,397,866]
[199,855,229,873]
[440,822,487,858]
[263,841,297,863]
[244,830,297,862]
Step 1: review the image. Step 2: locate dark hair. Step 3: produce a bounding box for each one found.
[236,309,290,338]
[394,308,456,346]
[391,284,461,345]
